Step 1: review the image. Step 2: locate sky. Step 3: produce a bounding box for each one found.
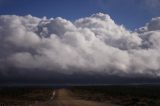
[0,0,160,85]
[0,0,160,30]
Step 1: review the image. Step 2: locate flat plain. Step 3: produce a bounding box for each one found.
[0,85,160,106]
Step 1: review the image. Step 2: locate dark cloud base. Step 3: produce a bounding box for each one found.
[0,69,160,86]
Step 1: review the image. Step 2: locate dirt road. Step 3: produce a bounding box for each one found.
[32,89,116,106]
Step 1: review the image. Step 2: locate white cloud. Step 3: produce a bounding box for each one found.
[0,13,160,78]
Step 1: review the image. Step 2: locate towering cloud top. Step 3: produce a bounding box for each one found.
[0,13,160,79]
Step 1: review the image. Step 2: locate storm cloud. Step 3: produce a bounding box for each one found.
[0,13,160,83]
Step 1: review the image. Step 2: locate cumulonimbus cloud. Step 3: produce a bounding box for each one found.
[0,13,160,79]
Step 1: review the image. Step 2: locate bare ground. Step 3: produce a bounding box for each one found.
[32,89,117,106]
